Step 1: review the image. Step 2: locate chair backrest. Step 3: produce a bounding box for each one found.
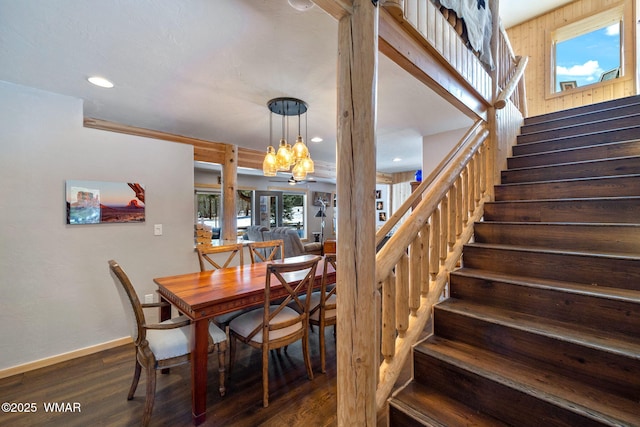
[269,227,305,257]
[247,239,285,264]
[243,256,322,342]
[108,260,146,346]
[321,253,337,312]
[197,243,244,271]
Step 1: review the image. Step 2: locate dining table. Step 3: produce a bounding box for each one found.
[153,254,335,425]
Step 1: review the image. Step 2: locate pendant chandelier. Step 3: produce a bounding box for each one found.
[262,97,314,180]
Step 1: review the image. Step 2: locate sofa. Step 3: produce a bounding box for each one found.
[268,227,322,257]
[243,225,322,257]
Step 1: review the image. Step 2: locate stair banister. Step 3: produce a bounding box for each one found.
[376,119,485,247]
[495,55,529,110]
[375,127,488,285]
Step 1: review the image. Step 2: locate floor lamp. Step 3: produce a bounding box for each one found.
[315,200,326,243]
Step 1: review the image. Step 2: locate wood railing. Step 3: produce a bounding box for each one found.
[374,121,490,409]
[374,0,527,413]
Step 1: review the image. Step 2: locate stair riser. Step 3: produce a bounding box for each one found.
[517,116,640,144]
[511,131,640,156]
[521,103,640,134]
[473,222,640,254]
[483,199,640,223]
[462,245,640,291]
[413,350,606,427]
[449,274,640,338]
[494,176,640,201]
[501,157,640,184]
[524,96,640,126]
[510,140,640,167]
[388,405,433,427]
[432,307,640,400]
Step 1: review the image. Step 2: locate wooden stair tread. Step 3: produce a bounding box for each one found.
[517,114,640,144]
[496,172,640,187]
[521,103,640,134]
[505,155,640,173]
[452,267,640,303]
[464,242,640,261]
[436,298,640,359]
[523,96,640,125]
[416,336,640,426]
[390,381,510,427]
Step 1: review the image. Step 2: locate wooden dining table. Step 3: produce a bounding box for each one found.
[153,254,334,425]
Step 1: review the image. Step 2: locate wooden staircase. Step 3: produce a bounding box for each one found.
[388,96,640,426]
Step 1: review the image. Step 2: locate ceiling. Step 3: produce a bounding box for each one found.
[0,0,571,177]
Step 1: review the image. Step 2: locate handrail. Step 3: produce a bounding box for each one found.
[375,127,488,285]
[375,119,484,246]
[495,55,528,110]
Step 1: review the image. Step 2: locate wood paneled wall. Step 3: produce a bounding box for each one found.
[507,0,636,117]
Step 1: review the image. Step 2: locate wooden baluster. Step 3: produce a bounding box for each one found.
[462,166,469,225]
[474,154,481,203]
[396,252,409,337]
[448,186,456,251]
[455,176,463,237]
[381,274,395,363]
[468,158,476,215]
[409,235,421,316]
[420,222,430,295]
[429,210,440,281]
[440,195,448,263]
[479,144,486,195]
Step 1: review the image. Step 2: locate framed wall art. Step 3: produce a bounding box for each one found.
[66,180,145,224]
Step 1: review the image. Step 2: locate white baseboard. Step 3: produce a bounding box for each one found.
[0,337,132,379]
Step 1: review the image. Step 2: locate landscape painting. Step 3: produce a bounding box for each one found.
[66,180,145,224]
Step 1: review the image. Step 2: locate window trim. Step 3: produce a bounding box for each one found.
[545,2,625,98]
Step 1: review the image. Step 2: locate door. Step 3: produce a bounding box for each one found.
[253,191,283,228]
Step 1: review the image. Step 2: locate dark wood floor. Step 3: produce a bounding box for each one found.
[0,327,411,426]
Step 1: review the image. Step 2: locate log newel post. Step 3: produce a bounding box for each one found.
[221,144,238,241]
[336,0,378,425]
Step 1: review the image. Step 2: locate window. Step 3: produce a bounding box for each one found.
[283,192,307,239]
[195,189,253,235]
[550,6,623,94]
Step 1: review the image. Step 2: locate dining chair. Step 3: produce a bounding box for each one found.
[108,260,227,427]
[247,239,285,264]
[307,253,337,373]
[197,243,248,335]
[228,255,322,407]
[196,242,244,271]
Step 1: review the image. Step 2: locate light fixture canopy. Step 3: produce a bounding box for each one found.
[263,97,315,179]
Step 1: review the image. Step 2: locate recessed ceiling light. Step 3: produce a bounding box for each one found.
[87,76,114,88]
[311,137,323,143]
[393,157,402,162]
[288,0,314,11]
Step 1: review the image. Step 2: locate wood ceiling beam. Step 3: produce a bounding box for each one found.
[83,117,337,179]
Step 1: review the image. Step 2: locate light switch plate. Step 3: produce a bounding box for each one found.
[154,224,162,236]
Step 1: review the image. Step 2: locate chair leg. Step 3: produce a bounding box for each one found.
[319,323,326,374]
[302,331,314,381]
[142,365,156,427]
[228,334,236,376]
[127,359,142,400]
[262,343,269,408]
[217,342,227,397]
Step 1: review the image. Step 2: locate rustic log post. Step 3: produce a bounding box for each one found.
[396,252,409,336]
[429,210,440,280]
[420,223,430,295]
[409,235,421,314]
[439,195,448,263]
[336,0,378,425]
[381,274,396,362]
[221,144,238,241]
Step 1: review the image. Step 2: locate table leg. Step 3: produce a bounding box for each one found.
[160,297,172,375]
[191,318,209,425]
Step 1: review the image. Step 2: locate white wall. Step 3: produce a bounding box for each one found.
[0,81,198,371]
[422,127,469,175]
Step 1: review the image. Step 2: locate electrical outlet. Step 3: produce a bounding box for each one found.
[144,294,154,304]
